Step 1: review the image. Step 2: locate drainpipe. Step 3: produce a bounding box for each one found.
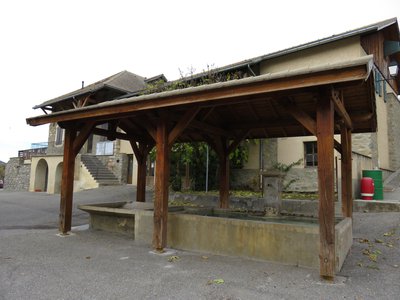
[247,64,256,77]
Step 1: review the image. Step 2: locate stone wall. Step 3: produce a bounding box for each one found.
[4,158,31,191]
[352,133,372,157]
[231,169,260,191]
[96,153,128,184]
[283,167,319,192]
[387,93,400,170]
[46,123,63,155]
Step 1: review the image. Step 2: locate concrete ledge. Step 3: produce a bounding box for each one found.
[354,199,400,212]
[79,203,352,271]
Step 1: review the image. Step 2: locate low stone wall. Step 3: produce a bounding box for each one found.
[231,169,260,191]
[4,158,31,191]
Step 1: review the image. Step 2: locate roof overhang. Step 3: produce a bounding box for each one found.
[27,56,376,140]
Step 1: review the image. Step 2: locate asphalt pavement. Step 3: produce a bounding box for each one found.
[0,187,399,299]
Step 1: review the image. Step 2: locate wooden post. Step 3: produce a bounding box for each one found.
[131,141,153,203]
[136,156,147,202]
[153,121,170,251]
[317,93,335,279]
[219,140,229,209]
[341,126,353,217]
[59,127,77,234]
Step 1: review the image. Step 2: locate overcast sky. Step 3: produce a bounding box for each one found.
[0,0,399,162]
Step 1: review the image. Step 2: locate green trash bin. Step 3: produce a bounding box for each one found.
[362,170,383,200]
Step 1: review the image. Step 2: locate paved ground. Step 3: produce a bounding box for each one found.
[0,187,399,299]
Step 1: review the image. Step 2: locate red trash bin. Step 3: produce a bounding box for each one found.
[361,177,374,200]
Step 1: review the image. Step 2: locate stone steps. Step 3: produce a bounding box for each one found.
[81,155,120,186]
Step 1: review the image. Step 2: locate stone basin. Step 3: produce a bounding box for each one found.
[78,202,352,271]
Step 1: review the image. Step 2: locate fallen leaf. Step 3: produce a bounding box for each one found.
[366,264,380,270]
[357,262,363,267]
[213,279,225,284]
[384,231,395,237]
[374,239,384,244]
[168,255,180,262]
[362,249,370,256]
[201,256,209,260]
[385,243,394,248]
[358,238,370,244]
[368,253,378,262]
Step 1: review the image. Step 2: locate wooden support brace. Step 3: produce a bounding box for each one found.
[334,139,342,154]
[73,121,95,156]
[168,106,200,146]
[282,101,316,135]
[227,130,251,155]
[317,93,336,279]
[331,88,353,130]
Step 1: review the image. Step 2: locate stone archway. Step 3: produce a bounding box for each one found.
[54,162,63,194]
[34,159,48,192]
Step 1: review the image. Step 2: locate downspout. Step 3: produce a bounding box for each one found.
[247,64,257,77]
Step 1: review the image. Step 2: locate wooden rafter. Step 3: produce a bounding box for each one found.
[281,100,317,135]
[73,121,96,156]
[227,130,251,154]
[168,106,201,146]
[330,88,352,129]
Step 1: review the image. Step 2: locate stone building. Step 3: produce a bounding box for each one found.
[19,18,400,198]
[228,18,400,196]
[25,71,162,193]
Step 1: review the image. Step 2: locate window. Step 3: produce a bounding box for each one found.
[96,141,114,155]
[304,141,317,167]
[55,125,64,146]
[98,123,108,142]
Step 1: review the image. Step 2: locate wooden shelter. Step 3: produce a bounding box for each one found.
[27,55,376,279]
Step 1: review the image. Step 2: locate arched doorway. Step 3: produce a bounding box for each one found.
[34,159,48,192]
[54,162,63,193]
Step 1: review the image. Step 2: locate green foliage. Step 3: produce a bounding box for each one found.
[141,64,248,96]
[273,159,302,173]
[273,158,303,190]
[229,140,250,169]
[144,64,251,191]
[149,140,250,191]
[0,164,5,180]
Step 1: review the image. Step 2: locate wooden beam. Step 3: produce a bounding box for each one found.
[153,120,170,251]
[317,92,336,279]
[142,122,157,141]
[219,141,230,209]
[331,88,352,129]
[130,140,154,203]
[211,137,230,209]
[341,125,353,217]
[282,101,316,135]
[227,130,251,155]
[27,63,370,127]
[73,121,95,156]
[168,112,230,137]
[59,127,77,234]
[168,106,201,146]
[334,139,342,154]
